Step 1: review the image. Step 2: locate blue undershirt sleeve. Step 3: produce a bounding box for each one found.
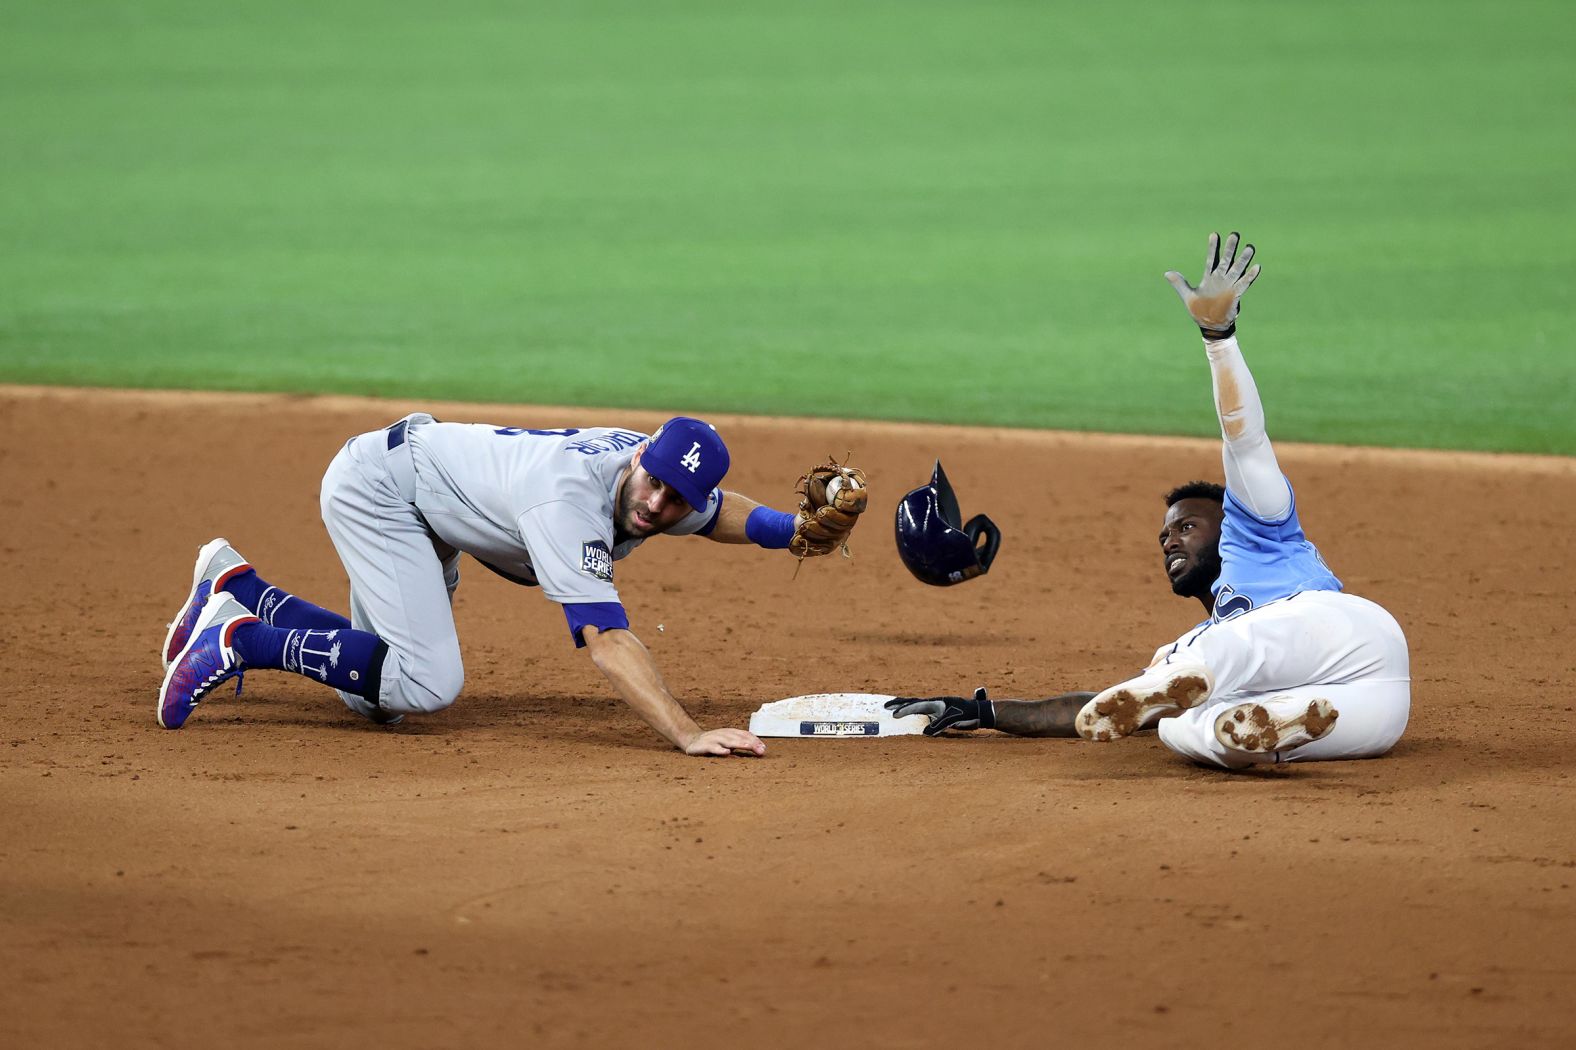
[745,506,796,549]
[562,601,630,648]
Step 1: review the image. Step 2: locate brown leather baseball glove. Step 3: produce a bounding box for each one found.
[791,459,869,558]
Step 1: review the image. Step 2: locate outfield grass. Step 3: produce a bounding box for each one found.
[2,1,1572,452]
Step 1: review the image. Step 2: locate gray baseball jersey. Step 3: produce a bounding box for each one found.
[407,421,720,604]
[318,414,722,720]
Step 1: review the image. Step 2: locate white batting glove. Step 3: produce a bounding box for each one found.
[1164,231,1261,339]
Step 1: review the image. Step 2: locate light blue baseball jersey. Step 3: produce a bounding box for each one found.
[1209,479,1341,623]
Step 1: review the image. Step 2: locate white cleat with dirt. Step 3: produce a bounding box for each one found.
[1076,661,1214,742]
[1214,696,1339,754]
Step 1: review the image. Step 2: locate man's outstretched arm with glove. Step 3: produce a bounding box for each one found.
[886,690,1097,737]
[1166,230,1290,521]
[702,458,869,555]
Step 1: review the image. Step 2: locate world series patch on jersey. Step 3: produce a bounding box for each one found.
[580,540,614,583]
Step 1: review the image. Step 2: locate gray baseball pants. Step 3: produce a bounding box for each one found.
[319,414,463,720]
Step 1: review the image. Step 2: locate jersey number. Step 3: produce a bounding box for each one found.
[494,427,582,437]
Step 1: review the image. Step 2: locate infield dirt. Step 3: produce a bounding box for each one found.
[3,386,1573,1049]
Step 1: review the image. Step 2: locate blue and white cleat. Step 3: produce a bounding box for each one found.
[162,538,251,671]
[158,592,257,729]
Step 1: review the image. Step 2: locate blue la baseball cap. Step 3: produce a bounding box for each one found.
[641,416,730,509]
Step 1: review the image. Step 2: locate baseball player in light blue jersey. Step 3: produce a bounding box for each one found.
[158,415,852,756]
[887,233,1411,768]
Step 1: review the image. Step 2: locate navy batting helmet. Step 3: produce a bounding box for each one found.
[894,460,1001,586]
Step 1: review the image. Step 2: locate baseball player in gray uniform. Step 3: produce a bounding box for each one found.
[888,232,1412,768]
[159,415,858,756]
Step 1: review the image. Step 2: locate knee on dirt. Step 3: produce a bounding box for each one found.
[381,661,464,715]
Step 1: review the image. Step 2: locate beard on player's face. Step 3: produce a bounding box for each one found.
[1169,544,1222,600]
[615,466,690,539]
[1159,497,1225,602]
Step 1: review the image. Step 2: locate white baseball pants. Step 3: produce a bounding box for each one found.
[1154,591,1411,768]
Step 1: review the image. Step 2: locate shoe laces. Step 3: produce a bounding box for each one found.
[186,629,247,704]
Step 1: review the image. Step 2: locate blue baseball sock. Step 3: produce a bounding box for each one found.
[222,570,352,632]
[231,621,388,699]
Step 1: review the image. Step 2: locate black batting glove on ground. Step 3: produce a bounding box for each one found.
[885,687,996,736]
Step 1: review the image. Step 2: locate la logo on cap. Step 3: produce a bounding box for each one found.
[642,416,731,510]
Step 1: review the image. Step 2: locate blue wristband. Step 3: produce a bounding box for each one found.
[745,506,796,549]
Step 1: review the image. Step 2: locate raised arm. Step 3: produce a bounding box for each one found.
[583,625,765,757]
[1165,231,1291,521]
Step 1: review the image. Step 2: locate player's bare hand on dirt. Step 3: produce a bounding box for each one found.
[1165,231,1261,339]
[683,728,767,757]
[885,687,995,736]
